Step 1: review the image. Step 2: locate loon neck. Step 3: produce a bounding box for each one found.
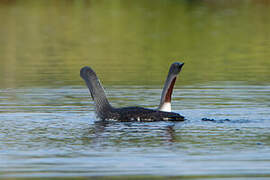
[158,62,184,112]
[158,75,176,112]
[80,66,112,116]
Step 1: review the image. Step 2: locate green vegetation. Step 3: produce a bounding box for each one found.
[0,0,269,88]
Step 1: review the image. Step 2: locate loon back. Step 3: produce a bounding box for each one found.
[107,107,184,122]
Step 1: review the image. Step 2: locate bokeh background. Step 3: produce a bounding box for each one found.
[0,0,270,88]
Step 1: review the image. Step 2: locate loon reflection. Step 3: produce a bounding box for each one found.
[80,62,184,122]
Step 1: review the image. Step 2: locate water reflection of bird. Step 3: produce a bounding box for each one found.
[80,62,185,122]
[82,121,179,146]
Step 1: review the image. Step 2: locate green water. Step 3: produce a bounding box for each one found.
[0,0,270,179]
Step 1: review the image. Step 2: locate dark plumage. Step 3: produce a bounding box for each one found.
[102,107,184,122]
[80,63,185,122]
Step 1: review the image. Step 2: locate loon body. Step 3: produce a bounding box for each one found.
[80,62,184,122]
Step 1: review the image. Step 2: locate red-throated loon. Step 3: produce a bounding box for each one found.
[80,62,184,122]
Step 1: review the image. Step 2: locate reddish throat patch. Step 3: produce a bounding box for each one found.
[165,77,176,103]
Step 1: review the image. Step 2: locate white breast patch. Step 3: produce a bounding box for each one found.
[159,102,171,112]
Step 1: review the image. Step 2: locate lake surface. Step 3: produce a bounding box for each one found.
[0,1,270,179]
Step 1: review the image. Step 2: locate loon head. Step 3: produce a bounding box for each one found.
[169,62,184,76]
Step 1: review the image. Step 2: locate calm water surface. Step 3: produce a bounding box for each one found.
[0,0,270,179]
[1,84,270,179]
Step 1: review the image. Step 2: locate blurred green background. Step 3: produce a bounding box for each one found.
[0,0,270,88]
